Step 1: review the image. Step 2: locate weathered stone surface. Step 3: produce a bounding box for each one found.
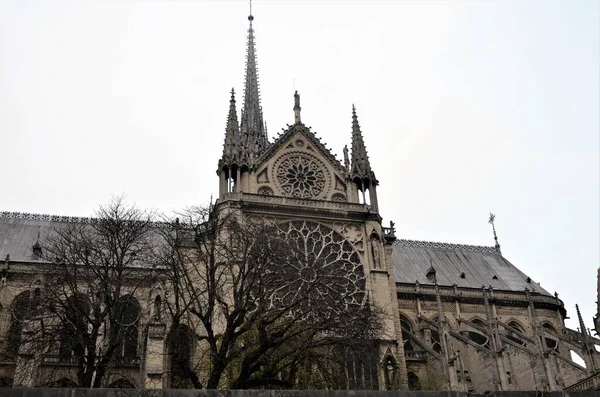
[0,390,599,397]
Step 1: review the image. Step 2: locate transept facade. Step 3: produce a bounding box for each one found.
[0,9,598,392]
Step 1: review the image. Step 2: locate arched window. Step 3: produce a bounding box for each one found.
[542,323,560,353]
[6,291,34,359]
[429,316,442,354]
[505,321,527,346]
[399,314,414,351]
[59,295,90,363]
[168,324,194,389]
[114,296,140,361]
[466,318,490,349]
[407,372,422,390]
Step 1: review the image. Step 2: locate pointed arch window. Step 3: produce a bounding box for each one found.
[114,296,140,361]
[58,295,90,364]
[6,291,34,359]
[168,324,195,389]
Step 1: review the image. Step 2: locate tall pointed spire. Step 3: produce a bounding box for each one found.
[220,88,241,168]
[239,5,268,166]
[576,303,598,373]
[350,105,374,182]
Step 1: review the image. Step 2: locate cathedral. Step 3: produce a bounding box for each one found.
[0,9,599,392]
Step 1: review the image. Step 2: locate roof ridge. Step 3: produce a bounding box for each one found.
[395,238,498,253]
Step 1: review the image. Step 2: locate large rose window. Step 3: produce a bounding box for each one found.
[265,221,366,317]
[274,153,327,199]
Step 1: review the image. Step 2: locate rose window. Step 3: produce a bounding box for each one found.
[264,221,366,317]
[275,153,327,199]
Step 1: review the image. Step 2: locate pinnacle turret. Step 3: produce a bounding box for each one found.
[350,105,375,183]
[219,88,241,169]
[239,10,268,166]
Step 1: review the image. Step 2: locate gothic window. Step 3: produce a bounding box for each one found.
[407,372,422,390]
[400,314,414,351]
[58,295,90,363]
[430,329,442,353]
[114,296,140,360]
[6,291,34,359]
[467,331,490,348]
[267,221,366,317]
[506,321,527,346]
[508,321,525,333]
[542,323,559,353]
[168,324,195,389]
[274,153,328,199]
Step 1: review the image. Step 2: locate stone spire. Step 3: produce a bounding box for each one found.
[220,88,241,168]
[576,303,598,373]
[350,105,374,182]
[239,9,268,166]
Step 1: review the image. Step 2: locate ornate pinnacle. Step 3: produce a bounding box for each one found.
[349,105,375,184]
[219,88,241,168]
[239,9,268,166]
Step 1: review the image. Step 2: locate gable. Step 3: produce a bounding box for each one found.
[253,125,348,202]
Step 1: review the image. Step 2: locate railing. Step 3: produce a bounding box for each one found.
[396,284,563,308]
[113,356,141,368]
[404,350,426,362]
[41,355,140,368]
[42,355,78,366]
[221,192,370,212]
[565,371,600,391]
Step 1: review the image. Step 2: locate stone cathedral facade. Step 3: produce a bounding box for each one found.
[0,11,599,391]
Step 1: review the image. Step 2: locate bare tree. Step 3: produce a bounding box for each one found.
[158,205,385,389]
[15,196,158,388]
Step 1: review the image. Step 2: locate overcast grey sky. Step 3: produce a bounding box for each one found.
[1,0,598,332]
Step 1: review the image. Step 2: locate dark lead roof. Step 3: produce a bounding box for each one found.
[1,212,551,296]
[392,239,550,295]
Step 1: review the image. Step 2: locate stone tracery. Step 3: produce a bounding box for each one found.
[274,153,328,199]
[265,221,366,316]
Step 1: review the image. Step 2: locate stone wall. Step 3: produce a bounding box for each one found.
[0,389,598,397]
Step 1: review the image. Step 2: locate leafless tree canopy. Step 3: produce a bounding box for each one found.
[14,197,157,388]
[158,206,385,389]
